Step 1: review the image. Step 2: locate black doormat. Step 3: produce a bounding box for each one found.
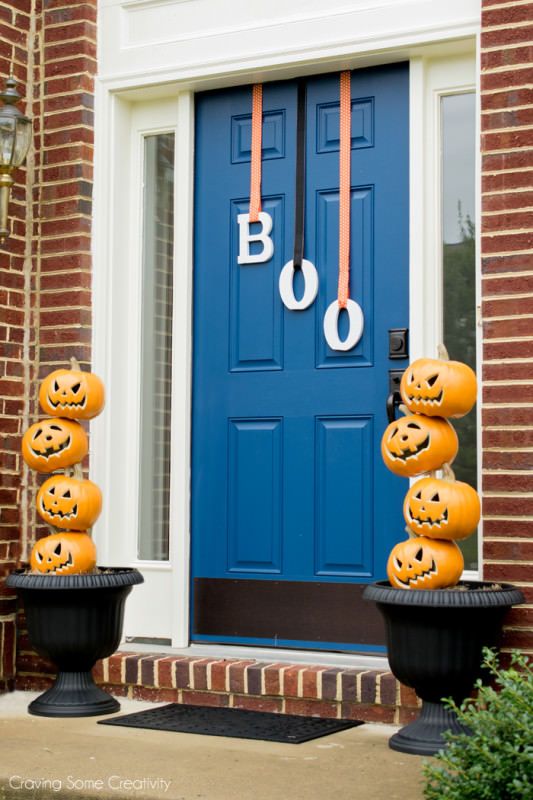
[98,703,363,744]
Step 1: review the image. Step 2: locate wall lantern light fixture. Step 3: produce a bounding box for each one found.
[0,74,32,243]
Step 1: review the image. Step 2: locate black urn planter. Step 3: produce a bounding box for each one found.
[6,568,143,718]
[363,580,524,756]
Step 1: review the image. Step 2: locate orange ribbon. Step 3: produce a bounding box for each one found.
[249,84,263,223]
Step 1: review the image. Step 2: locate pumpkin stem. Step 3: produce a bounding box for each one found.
[437,343,450,361]
[398,403,408,416]
[405,526,418,539]
[442,462,456,481]
[70,356,81,371]
[46,523,57,537]
[72,462,84,480]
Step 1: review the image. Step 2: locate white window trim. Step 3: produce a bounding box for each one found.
[92,39,479,658]
[414,51,481,579]
[92,95,194,645]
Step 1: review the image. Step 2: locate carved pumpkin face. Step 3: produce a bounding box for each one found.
[30,532,97,575]
[39,368,105,420]
[381,415,458,477]
[21,418,88,473]
[400,358,477,419]
[404,477,480,541]
[37,475,102,531]
[387,536,464,590]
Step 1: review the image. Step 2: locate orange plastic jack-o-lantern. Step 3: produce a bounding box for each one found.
[30,532,97,575]
[39,368,105,420]
[21,418,88,473]
[387,536,464,590]
[404,476,480,541]
[37,475,102,531]
[381,415,458,478]
[400,358,477,419]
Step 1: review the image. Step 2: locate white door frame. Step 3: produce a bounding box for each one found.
[92,10,479,654]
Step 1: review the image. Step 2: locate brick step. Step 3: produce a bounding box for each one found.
[14,651,421,724]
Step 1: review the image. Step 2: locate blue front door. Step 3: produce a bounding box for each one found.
[192,64,409,651]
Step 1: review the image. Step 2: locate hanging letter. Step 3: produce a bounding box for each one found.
[279,259,319,311]
[323,298,364,351]
[237,212,274,264]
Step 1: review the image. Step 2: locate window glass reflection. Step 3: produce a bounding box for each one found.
[138,133,175,561]
[441,92,477,570]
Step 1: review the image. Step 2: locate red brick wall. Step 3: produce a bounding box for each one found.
[0,0,32,693]
[481,0,533,655]
[0,0,96,691]
[38,0,95,377]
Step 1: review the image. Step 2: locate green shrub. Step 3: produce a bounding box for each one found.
[423,648,533,800]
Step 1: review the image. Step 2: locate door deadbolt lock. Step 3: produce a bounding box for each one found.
[389,328,409,359]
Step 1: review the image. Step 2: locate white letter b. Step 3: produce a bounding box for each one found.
[237,212,274,264]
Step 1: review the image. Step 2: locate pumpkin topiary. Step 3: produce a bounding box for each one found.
[387,536,464,590]
[382,350,479,591]
[381,414,458,478]
[39,358,105,420]
[21,418,89,473]
[37,474,102,531]
[403,470,480,541]
[400,356,477,419]
[10,359,145,719]
[30,532,97,575]
[23,359,105,576]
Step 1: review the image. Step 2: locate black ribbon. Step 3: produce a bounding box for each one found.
[293,79,307,271]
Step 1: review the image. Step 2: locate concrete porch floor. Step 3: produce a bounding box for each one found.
[0,691,427,800]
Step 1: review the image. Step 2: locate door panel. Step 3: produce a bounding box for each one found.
[229,196,285,371]
[314,187,373,367]
[315,415,373,577]
[227,418,283,574]
[192,63,409,650]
